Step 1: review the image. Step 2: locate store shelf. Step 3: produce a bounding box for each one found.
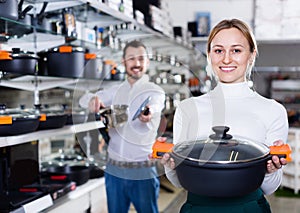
[281,128,300,194]
[67,177,104,200]
[7,33,65,53]
[85,0,194,51]
[24,0,85,13]
[22,194,53,213]
[44,177,106,213]
[0,75,78,92]
[0,121,105,148]
[0,75,124,92]
[272,80,300,91]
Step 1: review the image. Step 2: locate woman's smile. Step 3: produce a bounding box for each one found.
[219,66,236,73]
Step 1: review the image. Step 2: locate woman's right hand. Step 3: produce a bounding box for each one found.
[161,153,176,170]
[88,96,105,113]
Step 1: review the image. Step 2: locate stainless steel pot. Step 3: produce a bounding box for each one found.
[98,105,128,128]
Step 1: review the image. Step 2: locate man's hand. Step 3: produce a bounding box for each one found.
[88,96,105,113]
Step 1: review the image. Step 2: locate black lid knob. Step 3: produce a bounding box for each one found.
[209,126,233,140]
[0,104,6,110]
[34,104,42,109]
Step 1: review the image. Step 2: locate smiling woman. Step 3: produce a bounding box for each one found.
[161,18,289,213]
[206,19,257,83]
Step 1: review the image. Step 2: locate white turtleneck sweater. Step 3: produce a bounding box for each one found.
[166,82,289,195]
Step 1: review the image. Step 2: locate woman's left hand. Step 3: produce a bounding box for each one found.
[266,140,288,174]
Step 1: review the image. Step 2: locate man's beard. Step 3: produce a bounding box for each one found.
[127,68,143,80]
[127,73,141,80]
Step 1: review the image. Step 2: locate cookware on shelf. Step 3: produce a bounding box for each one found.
[0,104,40,136]
[84,52,103,79]
[31,104,68,130]
[31,2,52,33]
[41,153,104,183]
[152,126,292,197]
[0,0,18,20]
[62,104,88,125]
[0,48,39,75]
[45,45,85,78]
[42,165,90,186]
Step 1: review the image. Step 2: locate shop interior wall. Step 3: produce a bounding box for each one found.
[165,0,254,32]
[166,0,300,97]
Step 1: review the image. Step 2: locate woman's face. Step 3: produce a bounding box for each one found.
[208,28,255,83]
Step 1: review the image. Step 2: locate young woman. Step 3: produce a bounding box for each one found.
[161,18,289,212]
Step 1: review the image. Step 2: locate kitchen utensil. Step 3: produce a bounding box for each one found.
[45,45,85,78]
[42,165,90,186]
[0,104,40,136]
[0,48,39,75]
[31,104,68,130]
[152,126,292,197]
[0,0,34,37]
[98,104,128,128]
[132,96,151,121]
[0,0,18,20]
[62,104,87,125]
[84,52,102,79]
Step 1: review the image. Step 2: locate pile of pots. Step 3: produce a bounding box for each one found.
[38,46,105,79]
[0,103,97,136]
[38,45,85,78]
[0,104,79,136]
[0,44,115,80]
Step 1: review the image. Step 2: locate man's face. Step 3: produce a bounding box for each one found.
[123,46,149,81]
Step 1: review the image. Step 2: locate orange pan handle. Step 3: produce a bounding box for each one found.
[269,144,292,162]
[152,137,174,159]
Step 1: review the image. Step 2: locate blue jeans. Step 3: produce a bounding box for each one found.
[105,163,160,213]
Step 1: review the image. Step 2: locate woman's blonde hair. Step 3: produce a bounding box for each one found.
[206,19,258,81]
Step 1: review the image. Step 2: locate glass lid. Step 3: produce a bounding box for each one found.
[0,104,39,119]
[172,126,270,163]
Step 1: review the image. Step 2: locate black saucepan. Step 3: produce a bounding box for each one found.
[154,126,292,197]
[171,126,292,197]
[0,48,39,75]
[46,45,85,78]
